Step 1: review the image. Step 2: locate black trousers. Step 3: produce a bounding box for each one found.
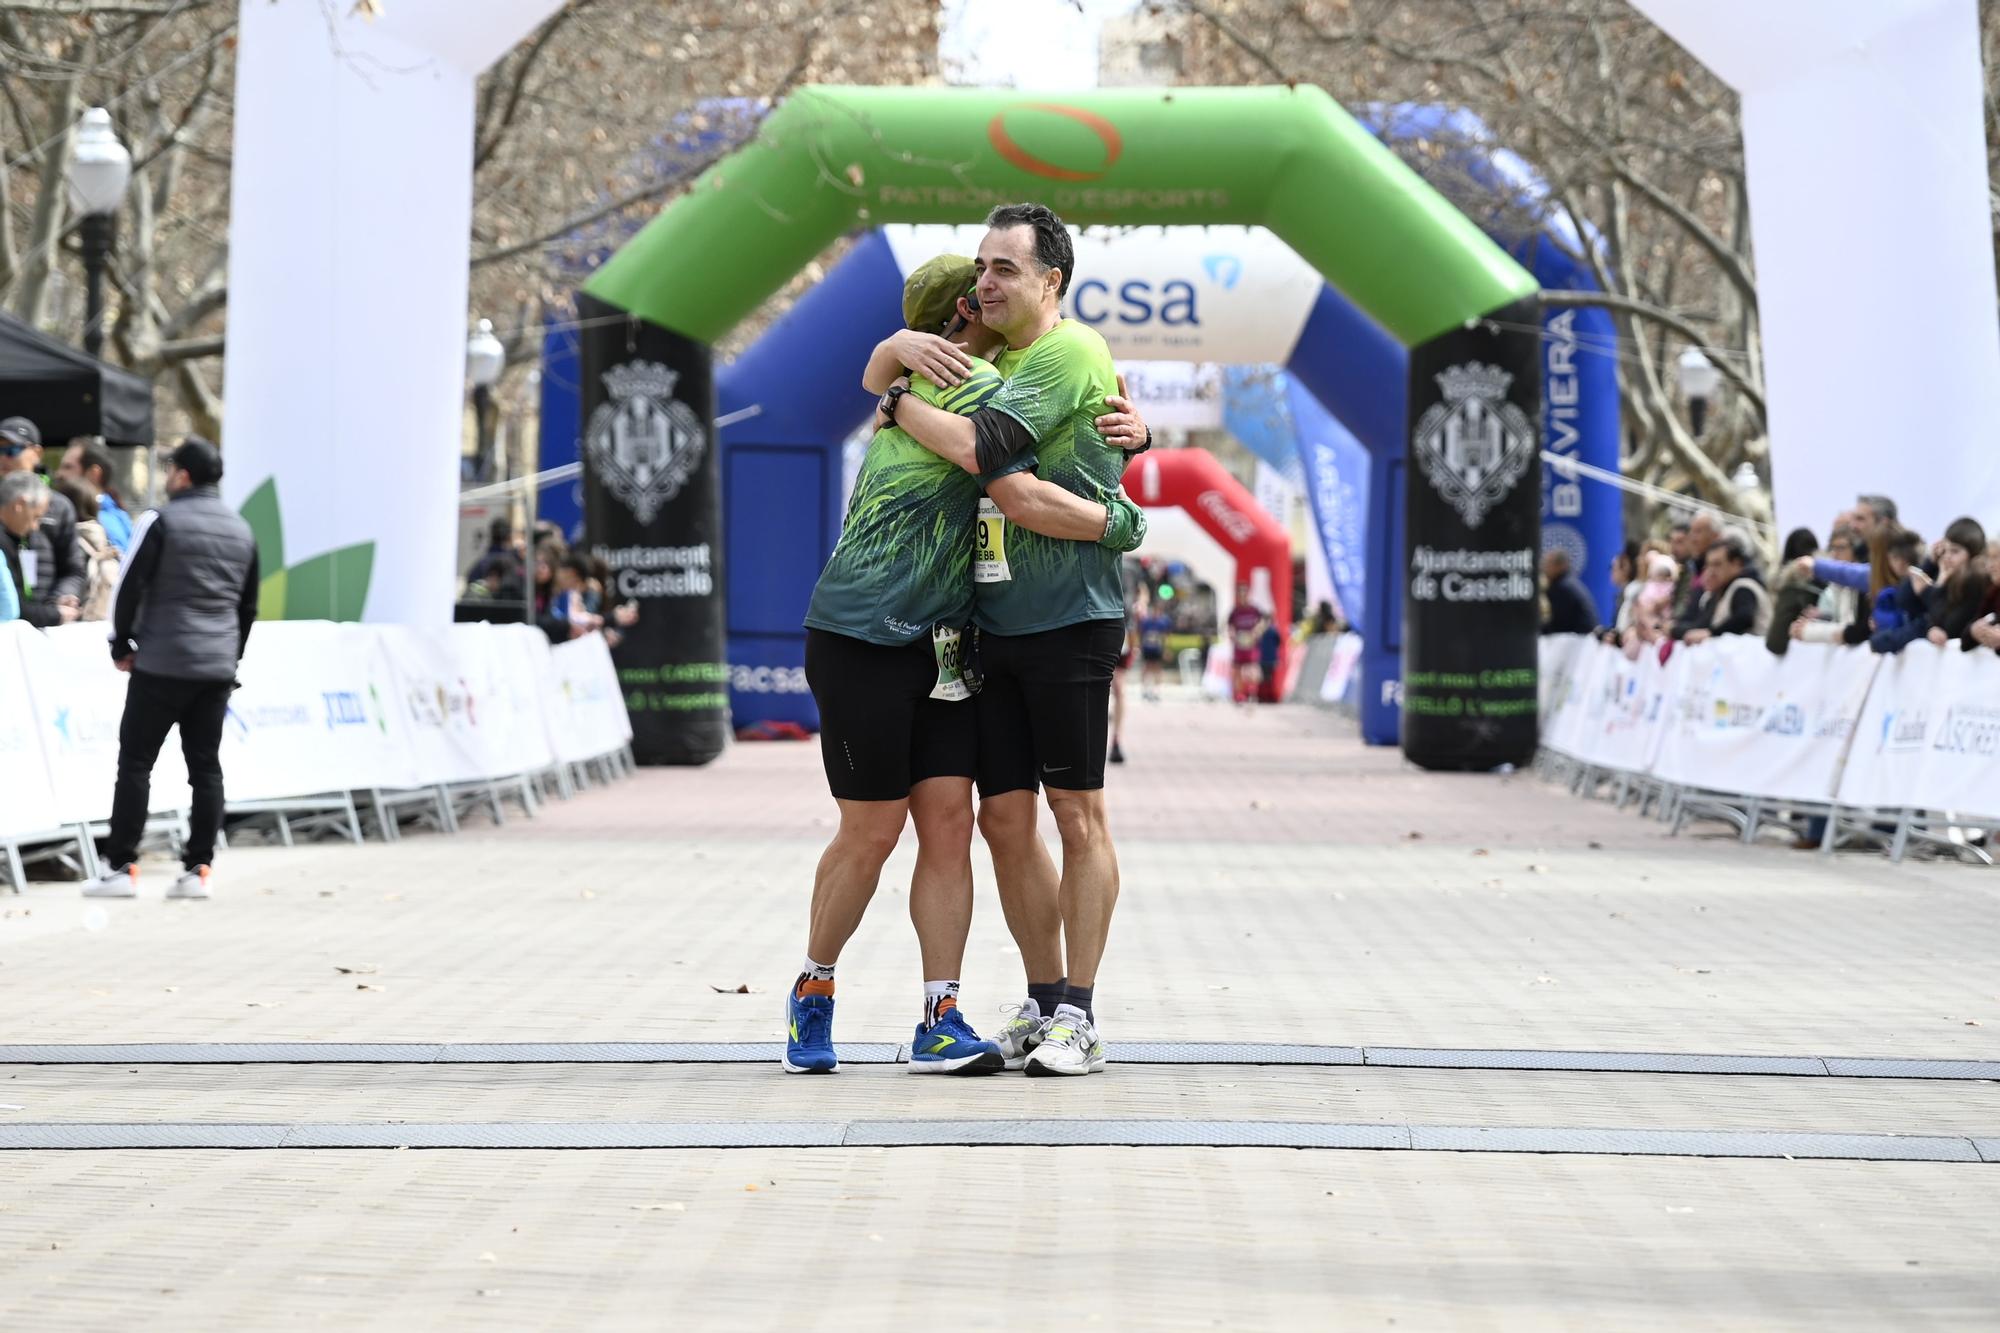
[106,670,233,871]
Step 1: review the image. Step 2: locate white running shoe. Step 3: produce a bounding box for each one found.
[167,865,212,900]
[995,1001,1052,1072]
[1023,1005,1106,1078]
[83,863,139,898]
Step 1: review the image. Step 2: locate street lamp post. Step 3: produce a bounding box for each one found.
[65,108,132,360]
[466,318,505,484]
[1675,346,1721,439]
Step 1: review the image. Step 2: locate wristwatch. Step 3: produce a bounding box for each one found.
[880,384,910,425]
[1128,426,1154,456]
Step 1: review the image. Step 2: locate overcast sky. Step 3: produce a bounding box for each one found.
[938,0,1143,90]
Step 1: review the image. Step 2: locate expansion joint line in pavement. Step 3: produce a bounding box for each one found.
[0,1120,1996,1162]
[3,1041,1998,1081]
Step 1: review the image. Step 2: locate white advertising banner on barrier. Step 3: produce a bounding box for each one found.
[1651,640,1878,802]
[0,624,61,837]
[0,622,628,851]
[1836,643,2000,814]
[223,622,413,800]
[548,632,635,765]
[23,624,190,823]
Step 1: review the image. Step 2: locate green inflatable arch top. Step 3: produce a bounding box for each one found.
[584,85,1537,347]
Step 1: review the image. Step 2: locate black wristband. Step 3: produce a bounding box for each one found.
[1126,426,1153,456]
[880,384,909,425]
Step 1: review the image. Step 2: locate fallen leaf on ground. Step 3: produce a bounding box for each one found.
[632,1202,686,1212]
[356,984,385,992]
[245,1001,282,1008]
[1527,864,1549,874]
[710,984,762,994]
[1404,830,1423,840]
[335,964,379,975]
[1471,848,1489,856]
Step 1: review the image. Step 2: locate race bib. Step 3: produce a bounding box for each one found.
[18,549,36,594]
[929,625,971,701]
[974,498,1011,583]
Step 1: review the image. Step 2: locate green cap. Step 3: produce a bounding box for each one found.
[902,254,976,333]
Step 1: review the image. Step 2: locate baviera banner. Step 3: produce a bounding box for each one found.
[574,294,729,766]
[1401,296,1543,770]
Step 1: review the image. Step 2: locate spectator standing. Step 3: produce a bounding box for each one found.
[1670,512,1723,636]
[1137,601,1171,701]
[51,477,120,621]
[465,516,526,601]
[1622,552,1680,658]
[0,471,68,626]
[0,417,85,618]
[1680,532,1772,644]
[84,439,260,902]
[1540,548,1599,635]
[1765,527,1823,655]
[1851,494,1898,547]
[0,523,15,622]
[56,443,134,553]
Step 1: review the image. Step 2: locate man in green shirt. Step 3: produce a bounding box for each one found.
[783,253,1147,1077]
[893,203,1139,1076]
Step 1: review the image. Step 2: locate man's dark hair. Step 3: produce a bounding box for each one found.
[1781,527,1818,565]
[561,551,595,581]
[1706,532,1755,567]
[984,202,1074,297]
[489,516,512,545]
[1669,519,1690,535]
[1885,529,1925,564]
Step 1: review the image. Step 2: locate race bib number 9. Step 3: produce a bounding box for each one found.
[930,625,972,702]
[974,498,1011,583]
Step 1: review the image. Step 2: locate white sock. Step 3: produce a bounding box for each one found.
[923,980,960,1027]
[1051,1002,1088,1030]
[795,957,835,995]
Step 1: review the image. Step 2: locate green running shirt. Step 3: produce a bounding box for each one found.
[804,358,1004,645]
[974,319,1127,636]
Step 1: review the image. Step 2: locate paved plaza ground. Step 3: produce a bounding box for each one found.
[2,693,1998,1329]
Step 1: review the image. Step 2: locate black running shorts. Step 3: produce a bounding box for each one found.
[973,618,1125,797]
[805,628,977,802]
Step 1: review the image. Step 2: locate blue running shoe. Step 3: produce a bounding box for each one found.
[783,990,838,1074]
[907,1005,1005,1075]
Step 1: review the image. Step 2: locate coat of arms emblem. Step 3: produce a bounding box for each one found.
[586,361,707,524]
[1412,362,1534,529]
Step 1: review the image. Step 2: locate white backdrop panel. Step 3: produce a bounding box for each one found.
[0,624,61,837]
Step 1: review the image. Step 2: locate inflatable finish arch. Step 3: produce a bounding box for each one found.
[576,85,1543,769]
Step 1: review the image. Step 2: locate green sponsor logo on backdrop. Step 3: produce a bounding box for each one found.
[239,478,375,621]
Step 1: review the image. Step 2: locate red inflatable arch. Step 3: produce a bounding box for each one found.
[1122,448,1293,643]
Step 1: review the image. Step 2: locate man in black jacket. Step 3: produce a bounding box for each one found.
[0,416,84,618]
[1540,548,1600,635]
[85,439,260,901]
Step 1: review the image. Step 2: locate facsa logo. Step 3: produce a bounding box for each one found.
[1071,253,1243,329]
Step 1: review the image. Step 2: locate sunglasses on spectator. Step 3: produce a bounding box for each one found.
[0,442,28,456]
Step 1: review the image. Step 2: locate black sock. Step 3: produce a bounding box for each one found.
[1028,977,1067,1019]
[1063,984,1094,1024]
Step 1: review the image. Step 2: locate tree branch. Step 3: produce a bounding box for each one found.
[1539,288,1765,422]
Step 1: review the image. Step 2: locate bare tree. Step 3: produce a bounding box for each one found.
[1162,0,1770,506]
[0,0,940,444]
